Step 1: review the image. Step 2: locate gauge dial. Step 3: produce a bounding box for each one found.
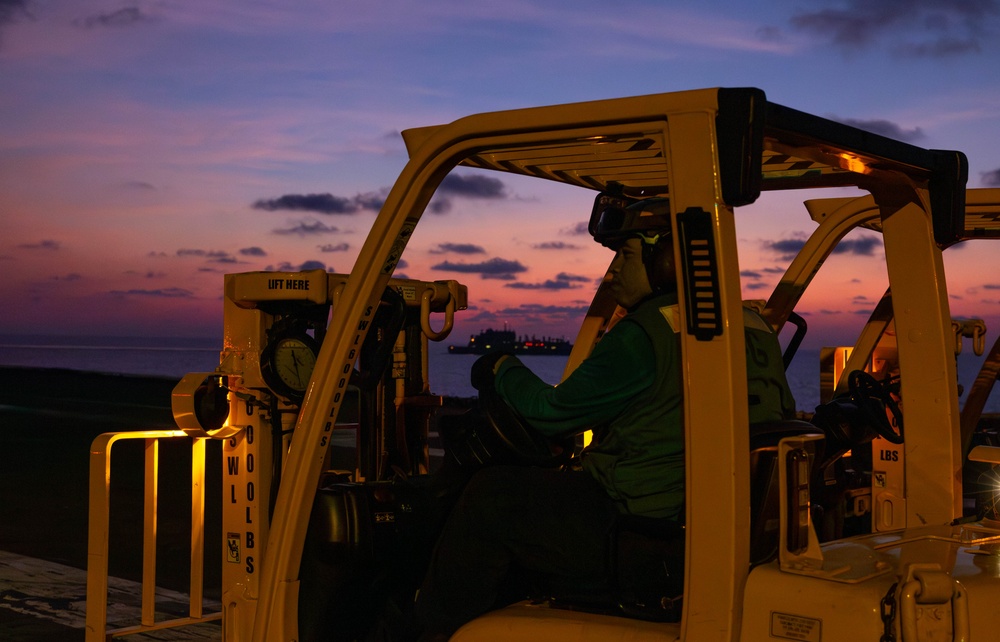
[260,333,319,400]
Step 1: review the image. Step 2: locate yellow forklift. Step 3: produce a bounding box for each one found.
[87,88,1000,641]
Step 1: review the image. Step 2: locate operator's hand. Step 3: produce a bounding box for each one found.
[470,351,514,392]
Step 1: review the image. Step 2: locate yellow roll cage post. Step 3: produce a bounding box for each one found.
[86,87,989,641]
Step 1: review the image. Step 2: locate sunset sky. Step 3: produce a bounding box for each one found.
[2,0,1000,350]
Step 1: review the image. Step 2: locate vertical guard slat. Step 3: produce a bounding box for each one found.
[141,438,159,627]
[189,438,206,618]
[85,434,114,642]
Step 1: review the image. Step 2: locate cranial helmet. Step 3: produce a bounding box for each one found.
[589,188,675,292]
[588,188,671,249]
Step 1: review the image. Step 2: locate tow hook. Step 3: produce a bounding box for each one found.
[898,564,969,642]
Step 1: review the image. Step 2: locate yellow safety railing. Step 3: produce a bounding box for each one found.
[86,430,222,640]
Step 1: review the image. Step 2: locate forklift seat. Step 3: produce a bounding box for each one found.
[544,418,821,622]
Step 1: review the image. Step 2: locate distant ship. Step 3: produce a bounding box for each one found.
[448,327,572,356]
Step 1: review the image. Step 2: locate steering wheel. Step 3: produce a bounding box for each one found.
[848,370,904,445]
[474,382,573,467]
[451,352,573,467]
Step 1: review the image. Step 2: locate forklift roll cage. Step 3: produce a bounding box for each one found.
[246,87,970,641]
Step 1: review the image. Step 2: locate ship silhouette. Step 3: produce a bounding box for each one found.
[448,326,572,356]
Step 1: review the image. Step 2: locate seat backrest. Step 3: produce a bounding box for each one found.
[744,305,798,423]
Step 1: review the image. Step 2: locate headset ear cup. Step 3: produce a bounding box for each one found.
[645,241,674,292]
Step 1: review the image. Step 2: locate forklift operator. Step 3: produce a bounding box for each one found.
[413,198,794,640]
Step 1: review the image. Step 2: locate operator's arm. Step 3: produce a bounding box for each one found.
[493,320,656,438]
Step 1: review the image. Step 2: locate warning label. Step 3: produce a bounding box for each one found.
[770,612,821,642]
[226,532,241,564]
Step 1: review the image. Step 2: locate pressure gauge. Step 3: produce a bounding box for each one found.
[260,332,320,401]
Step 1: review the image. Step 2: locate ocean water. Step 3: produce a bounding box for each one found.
[2,334,998,414]
[0,334,223,379]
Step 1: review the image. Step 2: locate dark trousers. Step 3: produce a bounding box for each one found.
[413,465,619,637]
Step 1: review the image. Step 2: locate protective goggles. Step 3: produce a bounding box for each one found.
[588,191,672,247]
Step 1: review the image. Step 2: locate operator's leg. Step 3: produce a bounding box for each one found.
[413,464,618,638]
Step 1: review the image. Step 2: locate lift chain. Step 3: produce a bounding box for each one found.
[880,581,898,642]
